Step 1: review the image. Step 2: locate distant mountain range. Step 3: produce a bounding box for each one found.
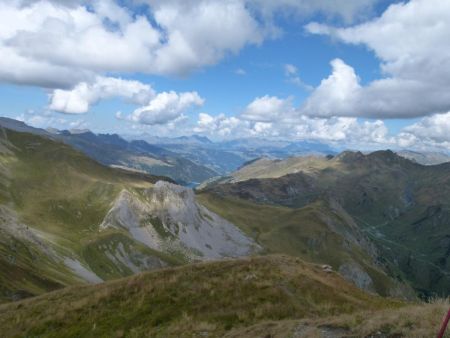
[124,133,338,174]
[3,118,448,184]
[0,118,217,185]
[0,118,341,184]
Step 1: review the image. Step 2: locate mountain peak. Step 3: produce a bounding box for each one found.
[191,135,212,143]
[68,128,91,135]
[367,149,407,163]
[45,127,60,134]
[173,135,213,144]
[369,149,396,157]
[0,117,48,136]
[100,181,258,260]
[335,150,365,162]
[335,150,411,166]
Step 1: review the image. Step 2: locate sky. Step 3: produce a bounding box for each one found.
[0,0,450,152]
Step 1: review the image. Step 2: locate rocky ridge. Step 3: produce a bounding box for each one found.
[101,181,259,260]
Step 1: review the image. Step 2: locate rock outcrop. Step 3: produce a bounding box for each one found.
[101,181,259,260]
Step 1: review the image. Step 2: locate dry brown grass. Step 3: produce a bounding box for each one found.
[337,297,450,337]
[224,299,450,337]
[0,255,402,337]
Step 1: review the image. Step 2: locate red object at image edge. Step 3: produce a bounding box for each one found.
[437,308,450,338]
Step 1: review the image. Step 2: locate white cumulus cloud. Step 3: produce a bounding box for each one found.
[193,95,394,149]
[0,0,264,88]
[0,0,385,89]
[301,59,361,117]
[130,91,204,125]
[242,95,294,122]
[304,0,450,118]
[49,77,155,114]
[194,113,245,137]
[397,112,450,149]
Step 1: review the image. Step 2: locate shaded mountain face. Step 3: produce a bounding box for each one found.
[197,193,415,299]
[0,127,257,303]
[201,150,450,297]
[0,118,218,185]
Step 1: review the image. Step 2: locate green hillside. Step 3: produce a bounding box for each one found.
[0,255,447,338]
[0,255,407,338]
[0,127,261,303]
[0,127,178,302]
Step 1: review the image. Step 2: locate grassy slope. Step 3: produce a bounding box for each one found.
[197,193,411,298]
[0,236,67,303]
[228,155,343,183]
[0,128,176,301]
[0,255,405,338]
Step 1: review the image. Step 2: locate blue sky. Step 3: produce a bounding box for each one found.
[0,0,449,151]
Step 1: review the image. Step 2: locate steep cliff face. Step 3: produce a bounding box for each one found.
[100,182,259,260]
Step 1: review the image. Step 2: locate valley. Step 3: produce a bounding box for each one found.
[0,120,449,337]
[201,151,450,298]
